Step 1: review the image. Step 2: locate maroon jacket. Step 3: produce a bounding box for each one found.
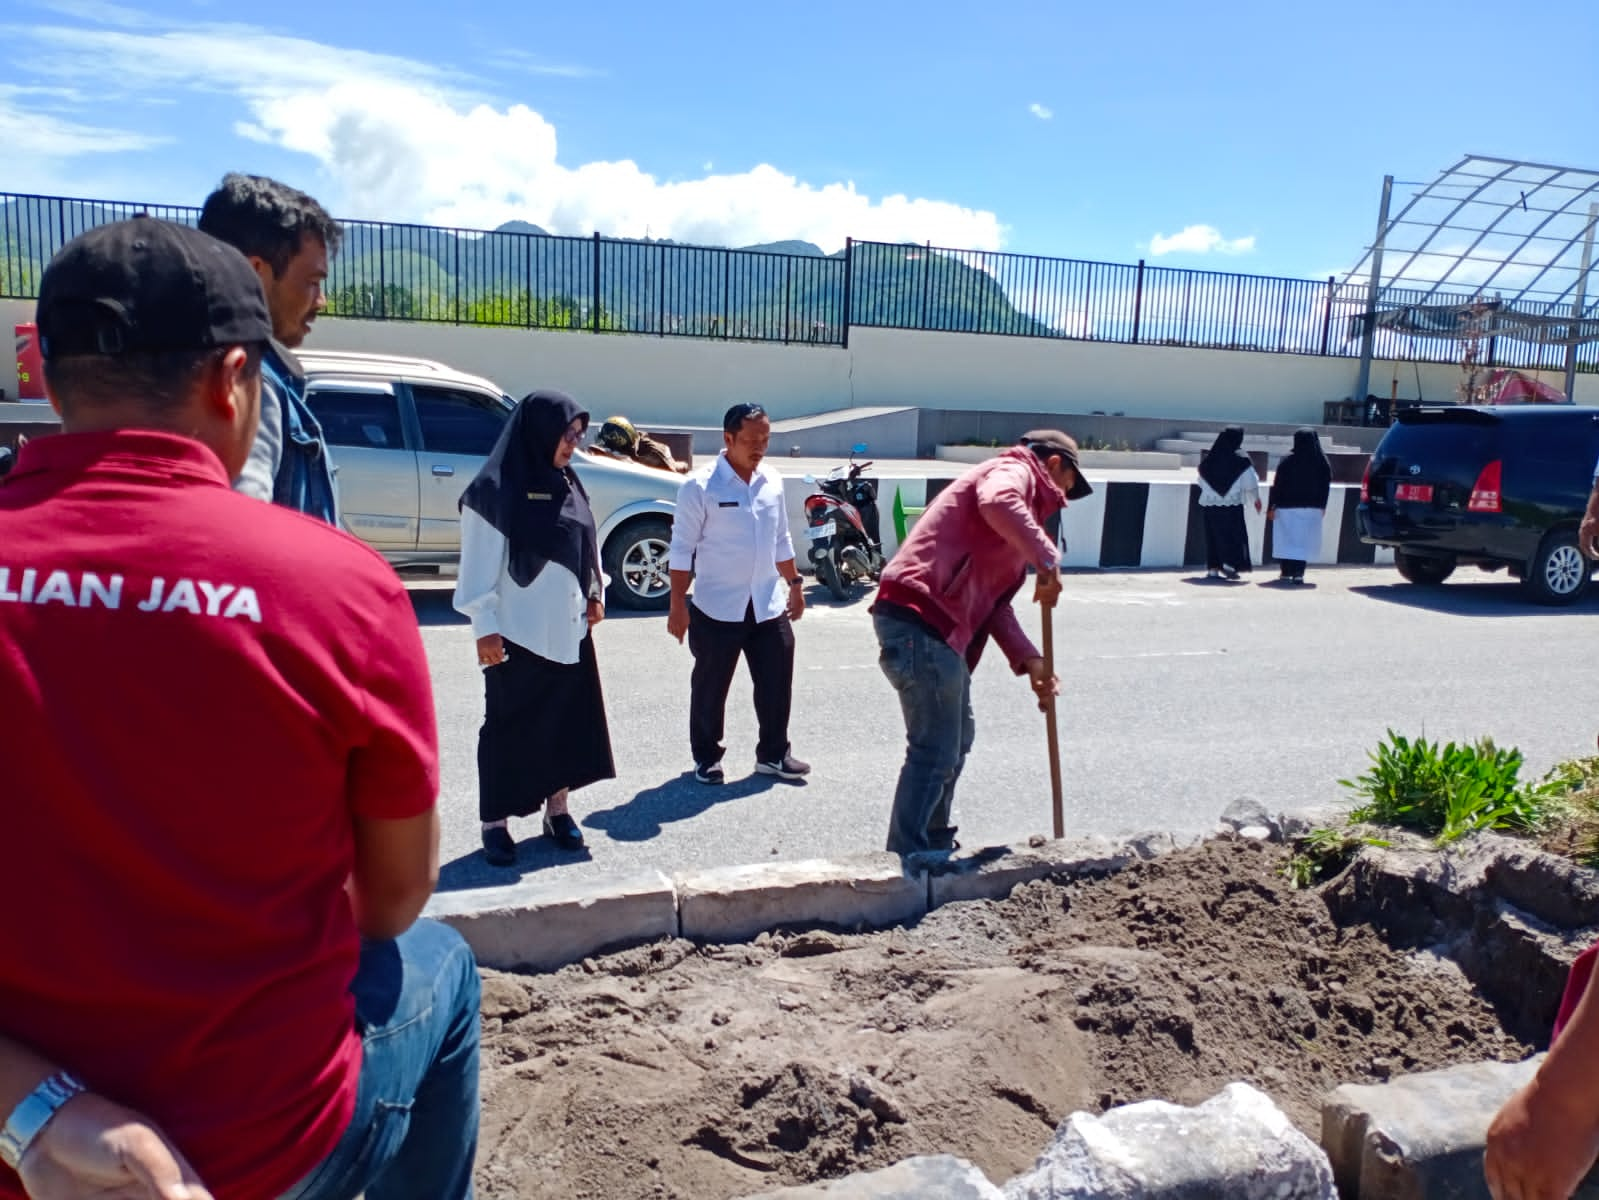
[877,447,1065,672]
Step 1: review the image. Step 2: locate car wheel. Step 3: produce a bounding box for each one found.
[1394,549,1455,586]
[604,518,673,611]
[1523,529,1591,606]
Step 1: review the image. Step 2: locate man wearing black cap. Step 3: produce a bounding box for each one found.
[0,219,478,1200]
[872,430,1091,855]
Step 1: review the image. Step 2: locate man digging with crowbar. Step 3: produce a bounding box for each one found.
[870,430,1091,855]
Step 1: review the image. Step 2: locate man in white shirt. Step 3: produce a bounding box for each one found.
[667,403,810,784]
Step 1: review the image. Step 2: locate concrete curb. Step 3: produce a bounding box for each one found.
[424,832,1179,972]
[425,869,677,972]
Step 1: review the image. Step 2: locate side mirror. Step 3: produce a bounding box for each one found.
[852,443,869,455]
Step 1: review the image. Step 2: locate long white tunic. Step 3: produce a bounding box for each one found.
[1272,507,1324,562]
[452,507,591,664]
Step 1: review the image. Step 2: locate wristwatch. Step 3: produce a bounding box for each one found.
[0,1070,86,1169]
[788,577,803,587]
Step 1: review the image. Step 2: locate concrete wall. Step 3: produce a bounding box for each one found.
[7,296,1594,427]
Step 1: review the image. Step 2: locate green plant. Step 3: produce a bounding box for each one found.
[1340,730,1560,845]
[1283,826,1390,889]
[1539,755,1599,867]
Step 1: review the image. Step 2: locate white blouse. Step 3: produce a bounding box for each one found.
[452,507,598,664]
[1197,466,1261,507]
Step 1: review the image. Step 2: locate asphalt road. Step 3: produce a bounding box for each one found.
[414,565,1599,894]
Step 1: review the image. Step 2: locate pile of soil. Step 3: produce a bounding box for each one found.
[474,837,1536,1200]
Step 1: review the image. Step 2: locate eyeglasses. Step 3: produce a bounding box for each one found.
[560,426,585,446]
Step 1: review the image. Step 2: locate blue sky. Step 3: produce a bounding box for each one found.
[4,0,1596,284]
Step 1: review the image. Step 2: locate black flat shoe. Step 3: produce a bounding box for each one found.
[542,812,586,851]
[481,826,516,867]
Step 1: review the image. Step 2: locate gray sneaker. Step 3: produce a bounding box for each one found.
[755,754,811,781]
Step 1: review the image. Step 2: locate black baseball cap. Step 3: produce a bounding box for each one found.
[36,217,272,361]
[1021,429,1094,500]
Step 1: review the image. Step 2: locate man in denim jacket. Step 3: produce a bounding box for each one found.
[199,173,340,524]
[871,430,1092,854]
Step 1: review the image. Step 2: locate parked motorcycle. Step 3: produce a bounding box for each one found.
[802,444,884,601]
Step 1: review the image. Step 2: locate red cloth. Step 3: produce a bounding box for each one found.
[877,447,1066,673]
[0,431,439,1200]
[1554,943,1599,1041]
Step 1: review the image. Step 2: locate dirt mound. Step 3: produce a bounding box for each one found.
[475,837,1536,1200]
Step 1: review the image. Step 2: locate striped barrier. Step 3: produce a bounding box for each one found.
[789,478,1392,572]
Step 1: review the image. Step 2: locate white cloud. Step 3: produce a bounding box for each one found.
[1148,224,1256,256]
[1028,102,1052,121]
[4,18,1006,254]
[0,84,165,157]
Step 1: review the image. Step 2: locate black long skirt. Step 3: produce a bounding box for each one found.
[477,634,616,822]
[1201,504,1252,572]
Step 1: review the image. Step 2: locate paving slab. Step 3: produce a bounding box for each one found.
[424,869,677,972]
[676,854,926,944]
[1318,1056,1599,1199]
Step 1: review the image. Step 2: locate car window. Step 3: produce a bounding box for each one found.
[306,387,405,450]
[414,385,508,456]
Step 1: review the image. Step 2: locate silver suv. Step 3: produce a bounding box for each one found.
[300,350,682,609]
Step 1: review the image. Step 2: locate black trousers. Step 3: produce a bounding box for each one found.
[688,602,794,766]
[1277,558,1307,579]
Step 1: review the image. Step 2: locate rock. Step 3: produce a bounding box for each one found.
[1125,831,1179,861]
[1218,797,1283,841]
[1003,1082,1336,1199]
[744,1154,1003,1198]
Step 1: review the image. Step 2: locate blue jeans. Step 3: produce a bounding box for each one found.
[280,919,481,1200]
[875,611,975,854]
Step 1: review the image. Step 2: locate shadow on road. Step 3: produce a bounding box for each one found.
[583,771,787,842]
[435,829,595,893]
[409,588,468,626]
[1350,580,1597,617]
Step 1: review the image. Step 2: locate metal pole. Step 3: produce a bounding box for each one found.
[841,237,854,349]
[1562,202,1597,403]
[1354,174,1394,405]
[1130,260,1145,344]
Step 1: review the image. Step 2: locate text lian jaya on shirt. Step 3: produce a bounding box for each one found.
[0,568,263,622]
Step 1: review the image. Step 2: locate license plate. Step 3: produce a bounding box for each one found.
[1394,483,1433,502]
[807,521,835,540]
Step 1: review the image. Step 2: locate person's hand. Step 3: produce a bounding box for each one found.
[1033,567,1062,608]
[1581,513,1599,561]
[586,598,604,628]
[667,599,689,644]
[18,1091,213,1200]
[1485,1075,1599,1200]
[476,633,506,667]
[1254,498,1264,514]
[1021,656,1060,713]
[1266,508,1276,522]
[786,580,805,622]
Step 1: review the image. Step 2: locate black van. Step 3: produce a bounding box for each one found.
[1357,406,1599,605]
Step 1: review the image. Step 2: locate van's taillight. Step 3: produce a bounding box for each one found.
[1360,460,1372,503]
[1468,460,1503,513]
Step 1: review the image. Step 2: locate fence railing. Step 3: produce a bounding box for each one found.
[2,190,1594,375]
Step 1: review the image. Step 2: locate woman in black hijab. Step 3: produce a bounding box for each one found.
[1268,428,1333,584]
[453,391,616,866]
[1196,426,1261,579]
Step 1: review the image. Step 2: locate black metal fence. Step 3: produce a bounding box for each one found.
[3,189,1594,374]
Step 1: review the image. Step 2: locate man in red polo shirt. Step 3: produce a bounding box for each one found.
[0,218,479,1200]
